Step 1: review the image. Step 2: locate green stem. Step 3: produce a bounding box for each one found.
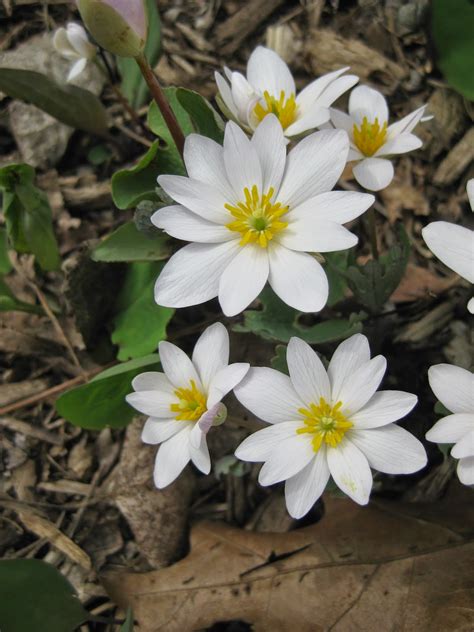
[367,207,379,260]
[135,52,185,157]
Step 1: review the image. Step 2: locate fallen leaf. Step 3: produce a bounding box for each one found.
[380,182,429,224]
[390,263,458,303]
[103,486,474,632]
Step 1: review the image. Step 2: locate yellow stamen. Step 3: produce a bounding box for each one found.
[170,379,207,421]
[296,397,353,452]
[253,90,297,130]
[352,116,388,156]
[225,184,289,248]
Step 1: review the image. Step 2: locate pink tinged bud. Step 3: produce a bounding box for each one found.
[76,0,148,58]
[198,403,228,435]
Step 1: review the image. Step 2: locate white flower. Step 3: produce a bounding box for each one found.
[425,364,474,486]
[153,116,374,316]
[53,23,97,82]
[422,179,474,313]
[234,334,426,518]
[329,85,429,191]
[215,45,358,138]
[125,323,249,488]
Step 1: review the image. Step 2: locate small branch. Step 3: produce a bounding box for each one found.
[135,52,185,157]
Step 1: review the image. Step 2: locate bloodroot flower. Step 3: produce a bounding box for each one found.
[426,364,474,486]
[53,23,97,82]
[234,335,426,518]
[330,85,429,191]
[153,115,374,316]
[126,323,249,488]
[422,179,474,313]
[215,46,358,138]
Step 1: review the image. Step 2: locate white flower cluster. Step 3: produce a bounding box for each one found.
[124,46,473,516]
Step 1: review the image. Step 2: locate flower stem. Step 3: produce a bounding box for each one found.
[367,207,379,260]
[135,52,185,157]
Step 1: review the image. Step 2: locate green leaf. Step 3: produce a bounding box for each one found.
[0,278,42,314]
[176,88,225,143]
[118,0,162,108]
[120,608,134,632]
[0,163,60,271]
[270,344,288,374]
[342,225,410,313]
[112,261,174,361]
[0,227,12,275]
[91,221,170,262]
[234,287,364,344]
[431,0,474,100]
[0,68,108,135]
[324,251,350,307]
[147,87,194,145]
[0,559,89,632]
[55,354,161,429]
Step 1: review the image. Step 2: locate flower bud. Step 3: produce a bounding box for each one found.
[76,0,148,58]
[53,22,97,82]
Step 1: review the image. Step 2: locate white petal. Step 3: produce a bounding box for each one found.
[277,129,349,208]
[284,448,330,519]
[192,322,229,391]
[53,28,74,56]
[284,107,330,138]
[250,114,286,192]
[426,414,474,443]
[457,456,474,485]
[328,334,371,403]
[235,421,301,462]
[247,46,295,98]
[289,191,374,225]
[327,440,372,504]
[422,222,474,284]
[233,367,304,424]
[67,23,94,58]
[154,241,239,309]
[158,340,202,390]
[351,391,418,429]
[353,158,394,191]
[152,205,233,243]
[296,68,350,111]
[468,297,474,314]
[158,175,229,225]
[338,356,387,416]
[329,107,355,134]
[316,74,359,108]
[268,243,328,312]
[258,433,315,485]
[126,390,176,417]
[467,178,474,212]
[131,372,173,393]
[223,121,262,197]
[218,245,269,316]
[142,418,187,444]
[207,363,250,408]
[451,430,474,459]
[349,85,389,125]
[278,218,358,252]
[428,364,474,414]
[153,426,192,488]
[349,425,427,474]
[215,71,239,119]
[67,58,87,82]
[230,72,256,122]
[387,105,427,137]
[376,133,422,156]
[286,337,331,405]
[189,432,211,474]
[183,134,236,201]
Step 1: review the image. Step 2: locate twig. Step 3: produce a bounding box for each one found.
[135,52,185,156]
[0,364,111,417]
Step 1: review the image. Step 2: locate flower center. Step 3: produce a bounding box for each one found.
[225,185,289,248]
[352,116,388,156]
[170,380,207,421]
[296,397,353,452]
[253,90,297,130]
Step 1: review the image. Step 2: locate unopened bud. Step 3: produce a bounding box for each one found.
[76,0,148,58]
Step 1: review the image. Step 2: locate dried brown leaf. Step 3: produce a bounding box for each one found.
[390,263,458,303]
[103,489,474,631]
